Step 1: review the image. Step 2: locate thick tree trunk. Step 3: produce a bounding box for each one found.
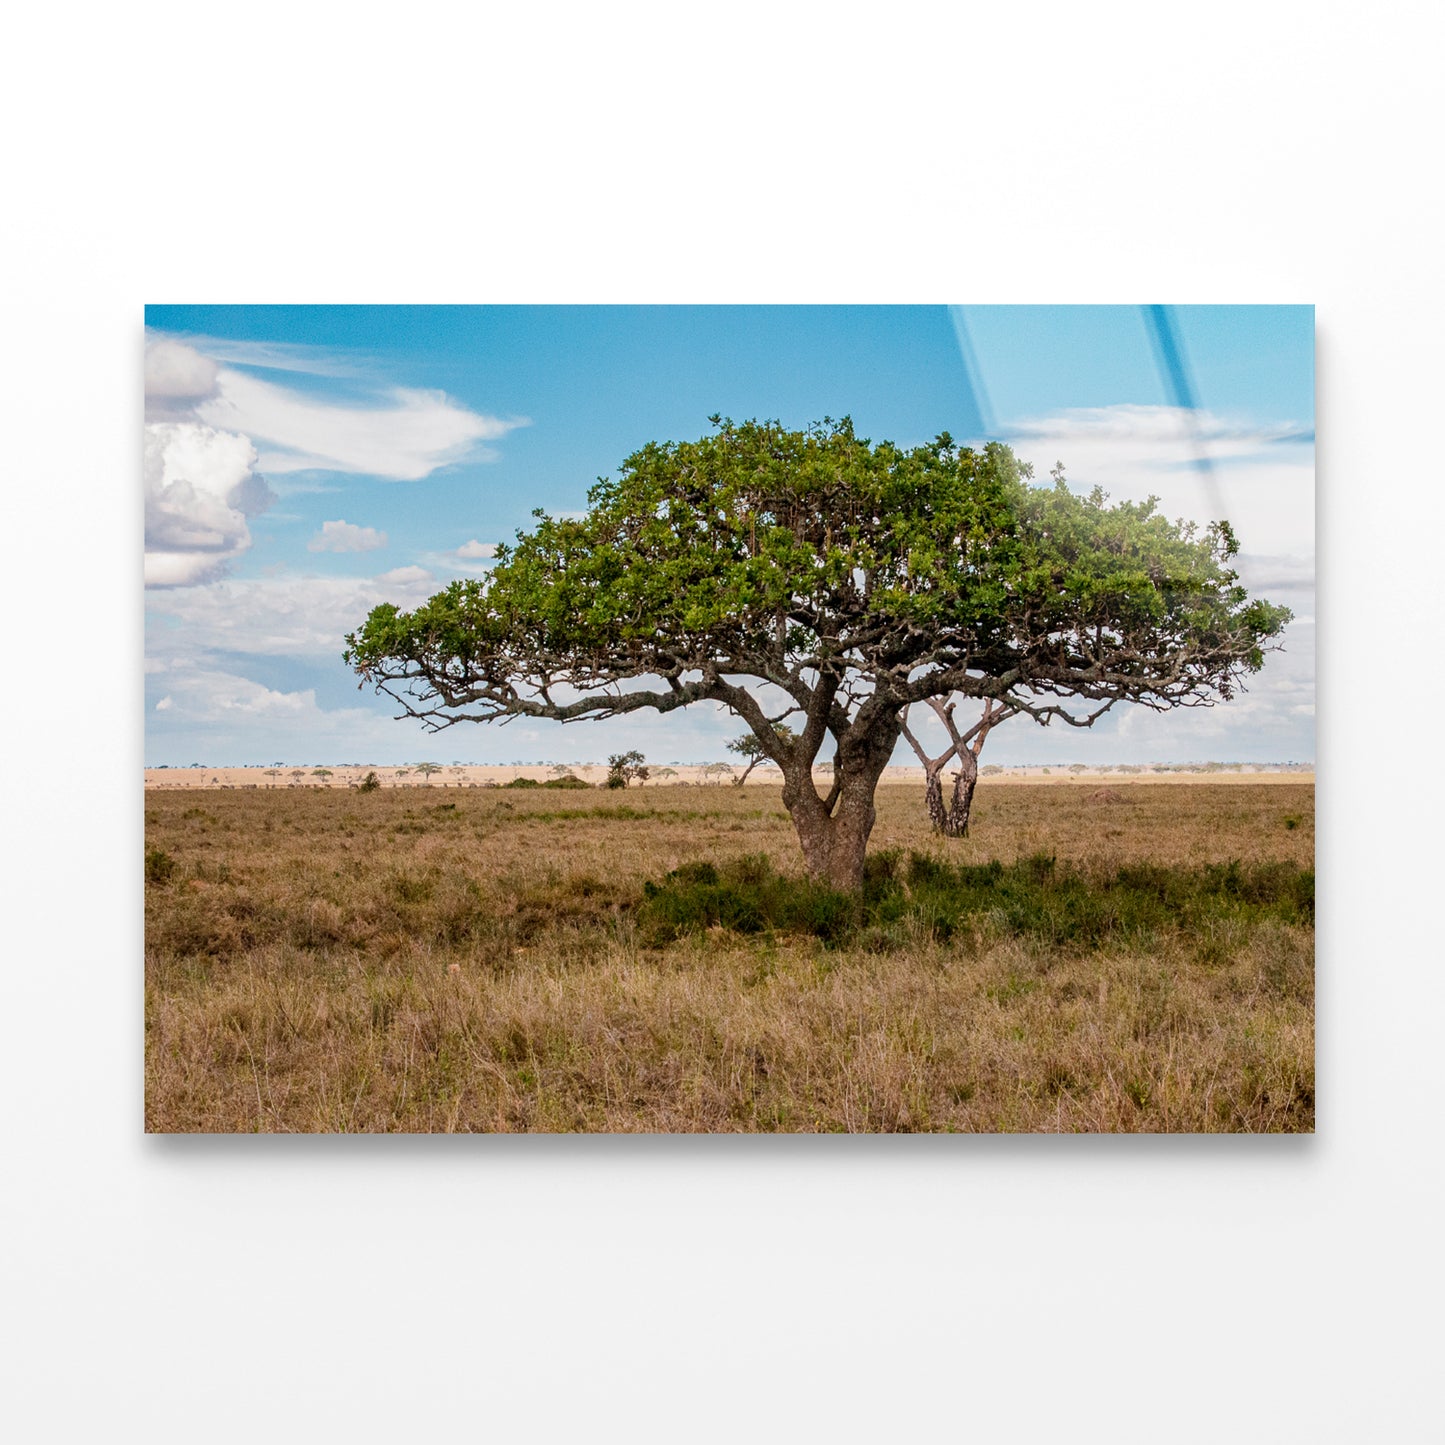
[781,722,898,893]
[943,748,979,837]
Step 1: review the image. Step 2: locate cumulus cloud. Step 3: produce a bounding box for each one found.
[144,337,219,413]
[195,368,525,480]
[377,566,432,586]
[456,539,499,559]
[144,422,277,588]
[308,519,388,553]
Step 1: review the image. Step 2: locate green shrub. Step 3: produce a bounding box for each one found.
[356,770,381,793]
[636,852,1315,949]
[504,776,541,789]
[145,847,177,885]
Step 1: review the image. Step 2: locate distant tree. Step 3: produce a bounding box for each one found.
[606,750,649,789]
[415,762,442,785]
[263,768,282,787]
[356,770,381,793]
[394,768,411,785]
[727,725,795,785]
[652,766,679,783]
[290,769,305,786]
[312,768,334,785]
[701,761,735,785]
[1069,763,1088,775]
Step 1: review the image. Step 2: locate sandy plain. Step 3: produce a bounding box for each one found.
[144,763,1314,790]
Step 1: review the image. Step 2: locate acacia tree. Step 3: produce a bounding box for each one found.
[727,724,795,785]
[346,418,1289,892]
[899,696,1027,837]
[606,750,649,788]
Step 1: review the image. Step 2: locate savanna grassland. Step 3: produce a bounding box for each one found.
[145,780,1314,1133]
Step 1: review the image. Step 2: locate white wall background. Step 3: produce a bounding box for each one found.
[4,3,1441,1440]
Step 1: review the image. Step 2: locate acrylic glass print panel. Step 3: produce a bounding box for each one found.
[144,305,1315,1132]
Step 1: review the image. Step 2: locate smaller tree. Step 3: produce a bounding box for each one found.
[606,751,649,789]
[415,761,442,785]
[356,770,381,793]
[394,768,411,785]
[701,761,735,785]
[727,725,795,785]
[290,769,306,786]
[652,766,679,783]
[263,768,282,787]
[900,698,1021,836]
[312,768,334,786]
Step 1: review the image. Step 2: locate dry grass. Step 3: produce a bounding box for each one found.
[145,781,1314,1133]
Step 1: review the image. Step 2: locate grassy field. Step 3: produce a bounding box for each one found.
[144,780,1315,1133]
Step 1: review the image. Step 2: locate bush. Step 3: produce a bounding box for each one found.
[504,776,541,789]
[542,775,592,789]
[636,853,1315,950]
[356,770,381,793]
[145,847,177,885]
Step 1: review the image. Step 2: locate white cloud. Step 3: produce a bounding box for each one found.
[144,661,447,764]
[377,566,432,586]
[1005,404,1314,561]
[308,519,388,553]
[456,539,499,559]
[144,422,276,588]
[145,567,440,659]
[195,367,526,480]
[144,337,219,405]
[146,668,320,723]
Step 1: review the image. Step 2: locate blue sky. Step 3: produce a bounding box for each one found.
[143,305,1314,767]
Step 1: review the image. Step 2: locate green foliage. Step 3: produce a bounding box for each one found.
[145,847,177,885]
[504,776,541,789]
[346,419,1290,722]
[606,750,648,788]
[636,853,1314,949]
[356,770,381,793]
[542,775,592,789]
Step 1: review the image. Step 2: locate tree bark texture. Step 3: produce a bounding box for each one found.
[781,721,898,893]
[945,747,979,837]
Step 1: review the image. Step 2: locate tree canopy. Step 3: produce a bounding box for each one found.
[346,417,1290,889]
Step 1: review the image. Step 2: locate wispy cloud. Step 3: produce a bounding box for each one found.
[195,369,525,480]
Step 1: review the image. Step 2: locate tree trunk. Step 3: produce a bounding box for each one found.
[788,789,877,893]
[943,748,979,837]
[923,765,947,833]
[780,723,898,893]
